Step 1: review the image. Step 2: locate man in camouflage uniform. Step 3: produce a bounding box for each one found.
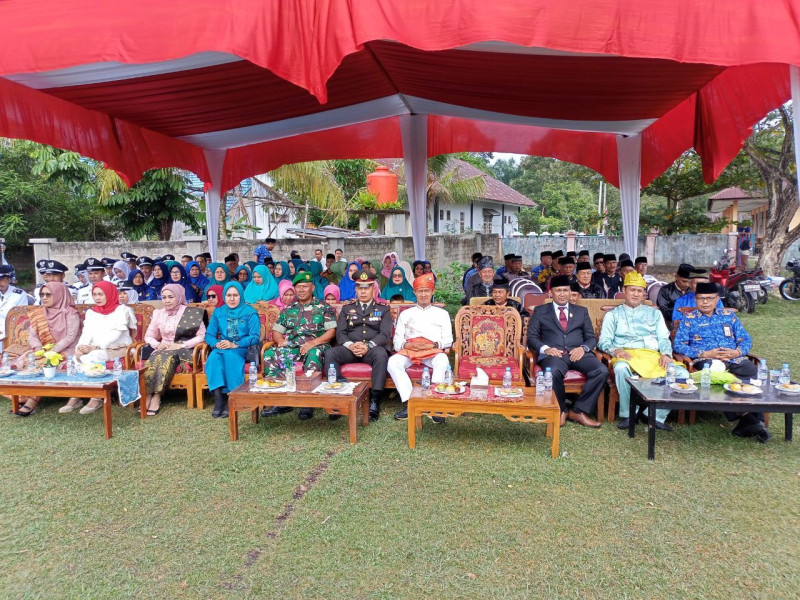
[673,281,769,443]
[261,270,337,420]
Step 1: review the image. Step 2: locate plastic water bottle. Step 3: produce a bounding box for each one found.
[757,359,768,385]
[284,360,295,388]
[700,364,711,389]
[328,363,337,385]
[444,365,454,386]
[666,364,676,386]
[502,367,513,389]
[779,363,791,385]
[113,358,122,377]
[248,362,258,384]
[28,353,36,369]
[535,372,545,395]
[421,367,431,390]
[1,352,9,372]
[66,355,76,376]
[544,367,553,392]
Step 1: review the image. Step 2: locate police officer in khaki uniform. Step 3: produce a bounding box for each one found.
[325,270,392,421]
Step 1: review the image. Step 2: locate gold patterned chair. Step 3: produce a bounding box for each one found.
[454,305,523,383]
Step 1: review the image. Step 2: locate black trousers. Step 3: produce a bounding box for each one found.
[538,352,606,414]
[325,345,389,391]
[693,358,763,422]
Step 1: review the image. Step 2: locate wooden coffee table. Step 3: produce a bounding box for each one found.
[407,385,561,457]
[0,369,146,440]
[227,381,370,443]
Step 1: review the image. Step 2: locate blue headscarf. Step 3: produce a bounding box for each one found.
[338,261,360,301]
[244,265,279,303]
[381,266,417,302]
[235,265,252,289]
[186,260,209,291]
[167,263,198,302]
[274,261,291,282]
[148,261,171,297]
[127,269,150,298]
[308,261,328,300]
[217,281,257,321]
[290,259,307,278]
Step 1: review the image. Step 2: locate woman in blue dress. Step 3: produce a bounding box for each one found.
[203,281,260,418]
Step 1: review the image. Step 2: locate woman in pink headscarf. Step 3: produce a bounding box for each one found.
[323,284,340,305]
[141,283,206,415]
[270,280,296,309]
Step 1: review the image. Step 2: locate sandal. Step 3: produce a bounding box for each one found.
[146,407,161,416]
[15,403,38,417]
[79,399,103,415]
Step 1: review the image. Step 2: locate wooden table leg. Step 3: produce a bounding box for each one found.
[551,413,560,458]
[229,407,239,441]
[348,400,358,444]
[251,408,258,424]
[10,395,19,414]
[408,404,416,449]
[545,422,553,438]
[361,392,369,427]
[103,391,113,440]
[138,371,146,419]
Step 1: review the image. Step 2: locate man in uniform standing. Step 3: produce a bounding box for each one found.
[77,258,107,304]
[261,271,338,420]
[325,270,392,421]
[673,282,768,442]
[33,260,70,304]
[0,265,28,351]
[121,252,138,272]
[136,256,155,284]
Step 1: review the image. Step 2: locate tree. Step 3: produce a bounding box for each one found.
[267,160,347,231]
[743,106,799,275]
[490,157,523,185]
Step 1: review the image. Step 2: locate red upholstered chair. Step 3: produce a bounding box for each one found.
[454,305,523,383]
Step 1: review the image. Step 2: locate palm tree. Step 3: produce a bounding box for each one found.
[267,160,347,230]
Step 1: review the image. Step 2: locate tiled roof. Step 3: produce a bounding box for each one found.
[708,187,765,201]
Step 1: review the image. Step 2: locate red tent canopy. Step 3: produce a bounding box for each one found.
[0,0,797,257]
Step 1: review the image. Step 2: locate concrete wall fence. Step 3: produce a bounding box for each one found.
[29,233,501,285]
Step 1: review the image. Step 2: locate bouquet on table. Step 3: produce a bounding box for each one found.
[34,344,64,367]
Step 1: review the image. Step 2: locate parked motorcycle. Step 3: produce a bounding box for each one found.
[709,250,770,314]
[779,258,800,301]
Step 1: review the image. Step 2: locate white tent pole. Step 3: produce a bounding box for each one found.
[791,65,800,204]
[400,115,429,261]
[616,134,643,259]
[203,149,226,261]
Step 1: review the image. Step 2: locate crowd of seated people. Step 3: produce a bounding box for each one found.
[1,243,773,443]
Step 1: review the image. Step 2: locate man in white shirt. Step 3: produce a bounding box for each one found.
[0,265,28,351]
[76,258,106,304]
[33,260,70,304]
[388,273,453,421]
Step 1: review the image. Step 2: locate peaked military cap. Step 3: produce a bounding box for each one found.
[84,257,106,271]
[136,256,154,267]
[101,257,116,268]
[161,254,176,261]
[121,252,138,261]
[353,270,375,285]
[0,265,13,277]
[36,259,68,274]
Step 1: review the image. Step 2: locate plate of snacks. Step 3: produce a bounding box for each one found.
[83,363,109,377]
[775,383,800,396]
[494,387,524,398]
[433,383,466,395]
[323,382,344,390]
[255,378,286,389]
[669,382,698,394]
[723,382,762,396]
[0,369,16,378]
[17,367,43,377]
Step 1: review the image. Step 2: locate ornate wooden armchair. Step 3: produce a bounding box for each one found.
[454,305,523,383]
[194,303,280,409]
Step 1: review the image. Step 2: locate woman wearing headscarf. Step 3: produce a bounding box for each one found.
[323,284,340,304]
[12,282,81,416]
[338,261,360,301]
[287,260,297,279]
[204,281,260,418]
[270,280,296,309]
[381,266,417,302]
[245,260,258,273]
[128,269,154,301]
[273,260,291,282]
[378,252,399,289]
[235,265,252,289]
[73,281,136,414]
[112,260,131,284]
[186,261,209,300]
[168,263,199,303]
[201,284,224,325]
[327,261,344,285]
[412,261,425,278]
[117,281,139,305]
[244,265,279,305]
[307,261,328,300]
[396,260,414,283]
[147,261,170,299]
[142,283,206,416]
[203,262,230,298]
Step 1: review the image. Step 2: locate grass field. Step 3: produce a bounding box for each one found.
[1,297,799,599]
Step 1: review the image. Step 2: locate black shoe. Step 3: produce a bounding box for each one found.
[756,425,772,444]
[261,406,293,417]
[220,408,229,418]
[617,418,631,430]
[654,421,673,432]
[14,404,37,417]
[298,408,314,420]
[211,410,221,418]
[394,407,408,420]
[368,391,381,422]
[430,416,446,424]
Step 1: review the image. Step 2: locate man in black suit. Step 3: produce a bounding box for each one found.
[527,275,606,428]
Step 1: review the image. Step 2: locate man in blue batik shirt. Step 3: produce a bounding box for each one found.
[673,281,769,443]
[253,237,276,264]
[671,272,722,323]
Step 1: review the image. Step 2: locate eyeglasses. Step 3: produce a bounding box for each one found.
[40,292,53,298]
[207,294,217,299]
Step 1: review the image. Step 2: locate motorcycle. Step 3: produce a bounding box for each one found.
[779,258,800,301]
[709,250,770,314]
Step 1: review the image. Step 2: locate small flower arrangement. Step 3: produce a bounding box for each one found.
[34,344,64,367]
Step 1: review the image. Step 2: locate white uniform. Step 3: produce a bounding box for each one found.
[387,303,454,403]
[0,285,29,351]
[76,284,94,305]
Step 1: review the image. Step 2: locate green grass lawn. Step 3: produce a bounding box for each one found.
[1,298,799,599]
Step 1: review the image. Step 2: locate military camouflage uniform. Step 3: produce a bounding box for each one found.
[262,298,337,376]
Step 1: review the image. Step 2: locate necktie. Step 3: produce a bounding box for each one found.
[559,306,568,331]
